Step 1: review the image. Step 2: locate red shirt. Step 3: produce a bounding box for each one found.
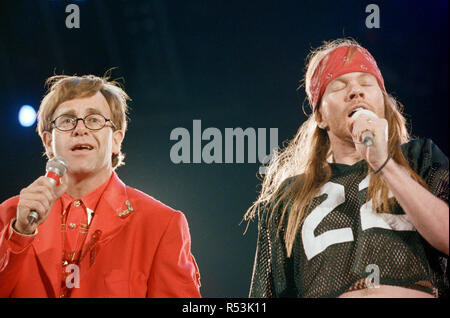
[59,175,111,298]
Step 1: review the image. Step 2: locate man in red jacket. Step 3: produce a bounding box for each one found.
[0,74,201,298]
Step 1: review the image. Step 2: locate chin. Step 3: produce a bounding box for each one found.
[68,166,96,177]
[66,158,94,170]
[68,161,111,177]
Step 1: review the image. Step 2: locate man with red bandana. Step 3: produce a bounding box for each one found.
[245,39,448,298]
[0,75,201,298]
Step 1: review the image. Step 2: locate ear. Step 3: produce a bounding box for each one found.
[42,131,54,158]
[112,130,124,155]
[314,106,328,130]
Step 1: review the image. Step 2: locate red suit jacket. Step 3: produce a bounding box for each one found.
[0,173,201,298]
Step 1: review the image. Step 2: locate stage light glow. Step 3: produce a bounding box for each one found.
[18,105,37,127]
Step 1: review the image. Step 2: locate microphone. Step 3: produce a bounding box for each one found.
[361,130,374,147]
[351,108,377,147]
[27,156,68,225]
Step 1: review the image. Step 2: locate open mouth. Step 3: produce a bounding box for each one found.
[348,105,368,118]
[348,109,358,118]
[71,144,94,151]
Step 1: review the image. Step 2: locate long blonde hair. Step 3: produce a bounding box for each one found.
[244,38,427,257]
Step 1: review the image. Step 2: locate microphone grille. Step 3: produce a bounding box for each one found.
[352,108,378,119]
[46,156,68,175]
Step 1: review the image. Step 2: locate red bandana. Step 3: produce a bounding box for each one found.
[309,45,386,109]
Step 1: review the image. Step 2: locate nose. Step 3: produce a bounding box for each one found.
[347,85,365,101]
[72,118,89,136]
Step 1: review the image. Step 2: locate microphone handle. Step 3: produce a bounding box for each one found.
[362,131,374,147]
[27,211,39,225]
[27,177,57,225]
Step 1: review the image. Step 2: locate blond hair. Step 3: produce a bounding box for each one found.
[244,38,427,257]
[37,73,130,169]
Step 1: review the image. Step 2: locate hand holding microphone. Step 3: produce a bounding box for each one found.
[15,157,68,235]
[350,107,390,171]
[351,108,378,147]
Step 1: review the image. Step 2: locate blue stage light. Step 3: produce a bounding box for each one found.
[18,105,37,127]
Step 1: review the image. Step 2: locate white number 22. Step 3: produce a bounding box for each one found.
[302,175,415,260]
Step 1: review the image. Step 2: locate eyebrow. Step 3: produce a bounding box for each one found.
[56,107,105,118]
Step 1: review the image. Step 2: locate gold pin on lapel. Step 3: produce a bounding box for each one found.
[86,208,95,225]
[118,200,134,218]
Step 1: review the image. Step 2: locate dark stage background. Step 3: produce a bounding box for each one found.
[0,0,448,297]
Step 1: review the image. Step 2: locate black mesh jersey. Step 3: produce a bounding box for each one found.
[249,138,449,298]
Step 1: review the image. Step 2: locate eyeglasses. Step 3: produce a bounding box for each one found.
[51,114,116,131]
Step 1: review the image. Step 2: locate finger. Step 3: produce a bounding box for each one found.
[353,119,379,143]
[350,113,373,131]
[351,116,368,135]
[21,201,54,226]
[14,215,38,234]
[22,178,53,200]
[19,198,49,214]
[362,120,387,145]
[19,190,53,209]
[30,185,56,205]
[31,176,54,188]
[352,123,370,143]
[18,201,47,223]
[20,189,54,209]
[379,119,389,143]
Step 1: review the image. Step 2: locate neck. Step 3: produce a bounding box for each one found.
[66,168,113,199]
[328,133,362,165]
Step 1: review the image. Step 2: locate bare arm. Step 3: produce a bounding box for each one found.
[351,114,448,256]
[379,159,449,256]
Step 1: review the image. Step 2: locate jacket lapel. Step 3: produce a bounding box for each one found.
[31,173,135,297]
[32,200,63,298]
[78,173,134,271]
